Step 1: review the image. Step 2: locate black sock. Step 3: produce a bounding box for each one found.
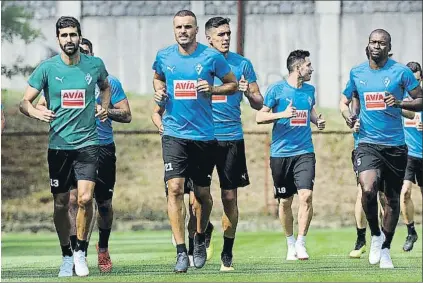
[188,237,194,255]
[206,222,214,234]
[407,222,417,235]
[195,233,206,243]
[357,227,366,242]
[70,235,77,251]
[75,239,87,252]
[381,228,394,249]
[99,228,111,249]
[176,244,187,254]
[61,243,73,257]
[85,242,89,257]
[222,236,234,256]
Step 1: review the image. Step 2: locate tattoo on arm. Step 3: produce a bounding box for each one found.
[107,108,131,123]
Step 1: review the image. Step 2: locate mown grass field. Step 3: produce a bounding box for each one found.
[1,227,422,282]
[1,89,422,231]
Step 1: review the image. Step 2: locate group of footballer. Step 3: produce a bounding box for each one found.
[16,8,422,277]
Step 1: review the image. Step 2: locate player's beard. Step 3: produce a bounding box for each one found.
[60,42,78,56]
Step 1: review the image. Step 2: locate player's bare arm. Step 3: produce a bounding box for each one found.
[97,77,111,122]
[98,77,111,109]
[151,104,165,134]
[108,99,132,123]
[240,76,263,110]
[351,92,360,116]
[35,95,48,111]
[401,109,415,120]
[256,102,296,124]
[310,107,325,130]
[384,85,423,112]
[153,72,167,103]
[19,85,56,123]
[339,94,357,128]
[207,71,238,96]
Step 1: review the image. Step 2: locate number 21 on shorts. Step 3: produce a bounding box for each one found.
[164,163,173,172]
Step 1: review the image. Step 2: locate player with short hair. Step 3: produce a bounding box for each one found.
[256,49,325,261]
[19,16,111,277]
[202,16,263,271]
[152,10,237,272]
[339,29,423,268]
[37,37,132,273]
[400,61,423,252]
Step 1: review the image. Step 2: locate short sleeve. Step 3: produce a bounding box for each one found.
[343,70,357,99]
[401,67,420,92]
[243,59,257,83]
[109,77,127,105]
[152,52,164,77]
[96,57,109,83]
[264,84,278,108]
[28,62,48,91]
[214,53,232,80]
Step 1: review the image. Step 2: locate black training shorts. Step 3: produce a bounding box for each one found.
[214,139,250,190]
[47,145,99,194]
[270,153,316,199]
[162,135,216,187]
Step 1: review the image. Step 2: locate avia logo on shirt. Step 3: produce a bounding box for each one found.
[290,110,308,126]
[212,95,227,103]
[61,89,86,108]
[364,92,386,110]
[404,113,421,128]
[174,80,197,99]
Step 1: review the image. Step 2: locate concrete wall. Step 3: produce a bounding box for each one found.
[2,1,422,108]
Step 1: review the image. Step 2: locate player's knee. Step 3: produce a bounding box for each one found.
[96,199,112,217]
[221,190,237,207]
[401,182,412,199]
[54,199,69,213]
[279,197,292,209]
[194,187,212,204]
[298,189,313,205]
[77,193,93,207]
[386,196,400,209]
[69,191,78,206]
[167,182,184,197]
[362,189,377,202]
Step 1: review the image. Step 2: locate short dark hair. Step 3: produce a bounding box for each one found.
[56,16,82,37]
[81,38,93,54]
[205,17,230,31]
[174,10,197,24]
[406,61,422,77]
[287,50,310,73]
[369,29,391,45]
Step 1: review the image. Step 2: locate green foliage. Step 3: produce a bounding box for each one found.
[1,2,43,78]
[1,2,41,44]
